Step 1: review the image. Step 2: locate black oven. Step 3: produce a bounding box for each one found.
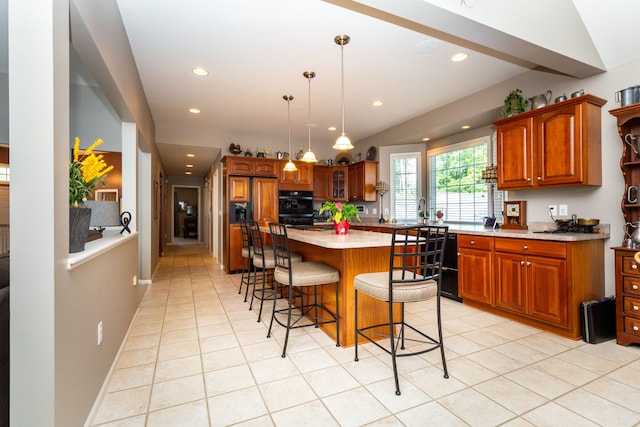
[278,190,314,225]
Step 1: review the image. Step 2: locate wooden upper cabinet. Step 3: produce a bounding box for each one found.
[493,94,606,190]
[313,166,331,200]
[279,160,313,191]
[253,177,279,223]
[228,176,250,201]
[348,161,378,202]
[224,156,277,177]
[314,165,348,201]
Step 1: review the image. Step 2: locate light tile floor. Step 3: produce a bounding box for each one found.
[90,244,640,426]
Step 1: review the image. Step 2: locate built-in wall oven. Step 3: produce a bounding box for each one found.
[278,190,314,225]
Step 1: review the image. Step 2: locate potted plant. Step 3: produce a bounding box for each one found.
[501,88,528,117]
[319,201,361,234]
[418,209,429,224]
[69,137,114,252]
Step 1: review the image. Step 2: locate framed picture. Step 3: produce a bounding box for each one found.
[95,189,118,202]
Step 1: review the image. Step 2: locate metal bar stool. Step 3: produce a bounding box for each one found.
[248,221,302,322]
[238,219,254,302]
[354,225,449,395]
[267,222,340,358]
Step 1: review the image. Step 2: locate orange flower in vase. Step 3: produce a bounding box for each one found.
[319,201,361,234]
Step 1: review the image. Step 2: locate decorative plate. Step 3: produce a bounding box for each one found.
[366,146,377,161]
[335,152,352,165]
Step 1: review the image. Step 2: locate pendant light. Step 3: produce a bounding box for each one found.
[333,34,354,151]
[301,71,318,163]
[283,95,297,172]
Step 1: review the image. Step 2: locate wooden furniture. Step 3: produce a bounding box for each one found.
[459,234,604,339]
[222,156,279,273]
[610,104,640,346]
[314,165,352,201]
[612,247,640,346]
[457,234,493,305]
[313,165,331,201]
[262,227,400,347]
[348,161,378,202]
[183,217,197,238]
[493,94,606,190]
[279,160,313,191]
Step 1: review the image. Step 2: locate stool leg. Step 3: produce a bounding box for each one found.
[390,298,401,396]
[335,281,340,347]
[354,289,359,362]
[281,285,294,358]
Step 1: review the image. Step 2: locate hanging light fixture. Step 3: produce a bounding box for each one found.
[283,95,297,172]
[333,34,354,151]
[301,71,318,163]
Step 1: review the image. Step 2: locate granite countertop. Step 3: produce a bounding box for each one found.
[322,220,611,242]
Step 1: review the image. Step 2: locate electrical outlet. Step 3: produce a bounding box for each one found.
[559,204,568,216]
[372,208,377,215]
[548,205,557,217]
[97,321,103,346]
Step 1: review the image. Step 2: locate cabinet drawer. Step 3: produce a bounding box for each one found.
[624,316,640,337]
[623,256,640,276]
[623,297,640,317]
[458,235,491,250]
[495,238,566,258]
[623,277,640,296]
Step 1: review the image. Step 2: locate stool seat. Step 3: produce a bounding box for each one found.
[354,271,437,303]
[275,262,339,287]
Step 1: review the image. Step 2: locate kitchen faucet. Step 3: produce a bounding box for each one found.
[418,197,426,214]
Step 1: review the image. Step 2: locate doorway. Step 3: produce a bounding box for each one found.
[172,186,200,242]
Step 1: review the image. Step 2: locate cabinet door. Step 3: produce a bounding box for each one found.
[279,161,313,191]
[458,247,493,304]
[313,166,331,200]
[253,178,279,222]
[495,252,527,314]
[527,255,568,326]
[497,116,534,189]
[536,104,583,186]
[332,167,348,201]
[228,224,244,272]
[226,158,254,175]
[253,159,277,176]
[229,176,250,201]
[348,162,364,201]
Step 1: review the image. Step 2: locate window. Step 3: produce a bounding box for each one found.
[390,152,421,222]
[0,165,9,183]
[427,136,502,224]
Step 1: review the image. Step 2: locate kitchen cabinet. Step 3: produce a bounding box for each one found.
[612,248,640,346]
[494,238,568,327]
[348,161,378,202]
[493,94,606,190]
[458,234,604,339]
[224,156,278,177]
[313,165,348,201]
[457,235,493,305]
[279,160,313,191]
[228,176,250,201]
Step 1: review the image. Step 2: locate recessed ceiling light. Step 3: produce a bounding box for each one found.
[185,171,192,175]
[372,100,384,107]
[328,126,337,132]
[422,137,430,141]
[186,164,194,168]
[192,67,209,76]
[451,52,468,62]
[461,125,471,129]
[186,153,195,157]
[189,108,201,114]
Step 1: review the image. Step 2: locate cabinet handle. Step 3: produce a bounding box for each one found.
[633,264,638,270]
[537,176,542,181]
[634,305,639,311]
[527,261,531,267]
[527,177,531,182]
[470,240,475,245]
[457,252,461,256]
[523,245,528,250]
[634,285,639,290]
[520,260,525,266]
[635,325,639,331]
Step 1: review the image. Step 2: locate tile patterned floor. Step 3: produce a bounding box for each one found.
[90,244,640,426]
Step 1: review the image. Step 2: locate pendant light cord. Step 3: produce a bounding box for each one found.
[340,42,345,136]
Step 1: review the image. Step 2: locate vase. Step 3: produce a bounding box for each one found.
[69,206,92,253]
[334,220,350,235]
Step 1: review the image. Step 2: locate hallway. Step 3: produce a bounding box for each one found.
[90,244,640,426]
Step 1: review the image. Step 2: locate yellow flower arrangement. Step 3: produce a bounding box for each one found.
[69,137,114,206]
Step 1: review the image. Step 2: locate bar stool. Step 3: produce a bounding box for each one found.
[354,225,449,395]
[238,219,254,302]
[267,222,340,358]
[248,221,302,322]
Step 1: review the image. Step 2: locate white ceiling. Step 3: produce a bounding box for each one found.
[4,0,640,176]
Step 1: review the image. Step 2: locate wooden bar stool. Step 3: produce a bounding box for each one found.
[354,225,449,395]
[267,222,340,358]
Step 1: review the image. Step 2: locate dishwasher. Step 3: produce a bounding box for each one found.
[440,232,461,301]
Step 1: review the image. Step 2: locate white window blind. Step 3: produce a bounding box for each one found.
[390,153,421,222]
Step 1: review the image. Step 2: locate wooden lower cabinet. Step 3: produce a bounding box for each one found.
[459,234,604,340]
[458,235,493,304]
[613,247,640,346]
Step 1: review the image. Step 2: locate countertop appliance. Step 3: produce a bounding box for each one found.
[278,190,314,225]
[441,232,461,302]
